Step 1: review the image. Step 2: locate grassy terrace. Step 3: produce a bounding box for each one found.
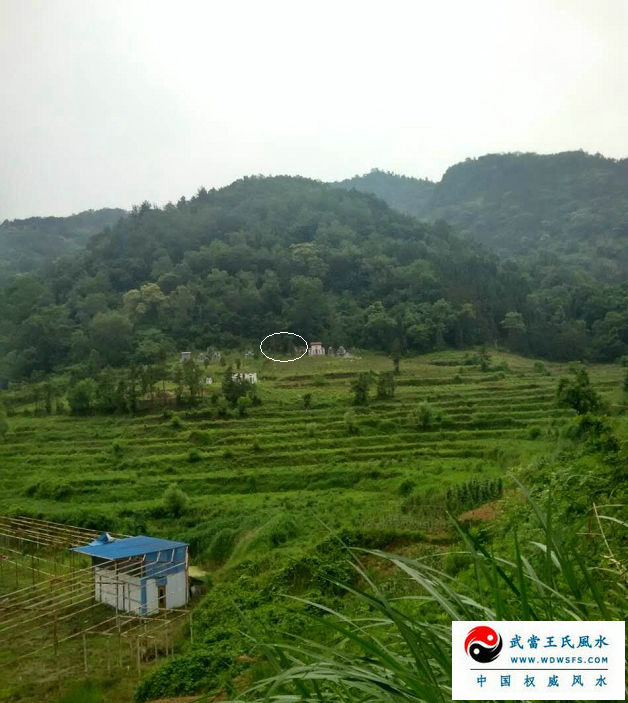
[0,350,624,702]
[0,351,622,538]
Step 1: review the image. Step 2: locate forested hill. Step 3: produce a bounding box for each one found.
[0,175,626,383]
[0,208,127,286]
[337,151,628,281]
[336,170,436,219]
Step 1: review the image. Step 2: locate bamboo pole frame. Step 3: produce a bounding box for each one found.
[1,515,191,685]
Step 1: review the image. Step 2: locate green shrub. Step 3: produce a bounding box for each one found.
[479,348,491,371]
[67,379,98,415]
[557,364,602,415]
[376,372,395,399]
[214,397,230,418]
[187,448,202,463]
[236,395,252,417]
[351,372,373,405]
[528,425,542,439]
[170,414,183,428]
[397,479,415,497]
[134,650,230,702]
[568,413,619,452]
[407,401,442,430]
[306,422,317,438]
[162,483,189,517]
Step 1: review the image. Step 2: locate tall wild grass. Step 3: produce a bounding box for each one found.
[227,485,625,703]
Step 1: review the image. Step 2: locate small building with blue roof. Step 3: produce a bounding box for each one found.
[72,533,189,615]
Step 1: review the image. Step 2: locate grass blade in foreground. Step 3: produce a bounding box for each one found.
[229,490,625,703]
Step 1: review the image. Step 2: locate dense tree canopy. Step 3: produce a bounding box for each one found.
[0,208,127,286]
[338,151,628,282]
[0,174,626,382]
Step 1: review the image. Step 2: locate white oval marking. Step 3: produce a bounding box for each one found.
[260,332,309,363]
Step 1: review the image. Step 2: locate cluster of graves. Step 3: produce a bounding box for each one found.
[179,349,259,386]
[179,348,257,365]
[307,342,352,357]
[179,343,353,374]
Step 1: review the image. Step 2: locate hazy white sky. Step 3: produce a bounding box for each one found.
[1,0,626,219]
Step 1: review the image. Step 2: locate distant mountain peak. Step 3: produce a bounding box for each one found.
[335,151,628,281]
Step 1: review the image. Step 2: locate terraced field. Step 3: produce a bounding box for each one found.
[0,350,624,703]
[0,351,621,543]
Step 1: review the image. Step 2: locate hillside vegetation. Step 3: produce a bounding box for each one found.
[0,350,624,702]
[1,157,626,702]
[0,208,127,286]
[1,175,627,387]
[338,151,628,281]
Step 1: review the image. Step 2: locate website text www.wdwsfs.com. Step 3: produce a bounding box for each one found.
[509,656,608,665]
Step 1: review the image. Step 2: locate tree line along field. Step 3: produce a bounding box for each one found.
[0,350,625,702]
[2,173,628,393]
[1,351,599,524]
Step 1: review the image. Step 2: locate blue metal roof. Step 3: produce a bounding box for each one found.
[71,535,188,560]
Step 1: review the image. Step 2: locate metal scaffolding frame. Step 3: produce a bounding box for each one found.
[0,516,193,690]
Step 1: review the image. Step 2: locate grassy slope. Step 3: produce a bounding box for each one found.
[0,351,624,702]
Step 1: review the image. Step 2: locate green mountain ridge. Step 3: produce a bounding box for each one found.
[0,208,127,286]
[337,150,628,281]
[1,174,626,383]
[4,151,626,286]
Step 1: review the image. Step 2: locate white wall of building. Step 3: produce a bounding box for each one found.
[94,564,188,614]
[94,566,143,614]
[145,578,159,614]
[165,569,188,608]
